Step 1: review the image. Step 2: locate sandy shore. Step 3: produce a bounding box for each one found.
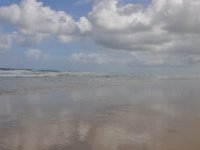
[0,76,200,150]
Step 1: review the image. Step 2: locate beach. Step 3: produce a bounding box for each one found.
[0,74,200,150]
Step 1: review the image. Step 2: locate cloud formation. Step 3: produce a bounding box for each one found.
[25,49,50,60]
[0,33,12,51]
[0,0,91,43]
[88,0,200,52]
[69,52,131,65]
[1,0,200,66]
[69,51,200,67]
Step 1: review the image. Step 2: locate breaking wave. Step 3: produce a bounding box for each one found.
[0,68,121,78]
[0,68,200,79]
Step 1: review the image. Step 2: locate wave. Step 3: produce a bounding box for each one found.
[1,68,200,79]
[0,69,57,77]
[0,68,121,78]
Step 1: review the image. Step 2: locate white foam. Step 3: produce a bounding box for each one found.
[0,70,59,77]
[1,69,200,79]
[0,69,118,78]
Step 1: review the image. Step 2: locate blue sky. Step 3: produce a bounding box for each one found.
[0,0,200,75]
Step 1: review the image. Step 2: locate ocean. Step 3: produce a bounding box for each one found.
[0,69,200,150]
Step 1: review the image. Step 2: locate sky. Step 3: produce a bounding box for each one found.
[0,0,200,75]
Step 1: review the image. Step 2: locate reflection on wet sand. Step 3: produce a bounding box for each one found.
[0,77,200,150]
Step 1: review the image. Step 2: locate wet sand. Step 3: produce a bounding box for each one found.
[0,76,200,150]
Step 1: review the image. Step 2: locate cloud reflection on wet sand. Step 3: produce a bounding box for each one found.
[0,77,200,150]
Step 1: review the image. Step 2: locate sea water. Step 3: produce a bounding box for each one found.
[0,69,200,150]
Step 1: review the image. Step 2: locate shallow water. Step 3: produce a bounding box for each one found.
[0,76,200,150]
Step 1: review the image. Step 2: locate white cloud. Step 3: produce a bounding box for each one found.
[69,52,132,65]
[89,0,200,49]
[69,51,200,67]
[76,17,92,34]
[0,33,13,51]
[15,32,50,46]
[83,0,200,66]
[1,0,200,66]
[153,0,200,33]
[88,0,167,50]
[0,0,91,44]
[25,49,50,61]
[70,53,109,64]
[0,0,76,35]
[89,0,147,32]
